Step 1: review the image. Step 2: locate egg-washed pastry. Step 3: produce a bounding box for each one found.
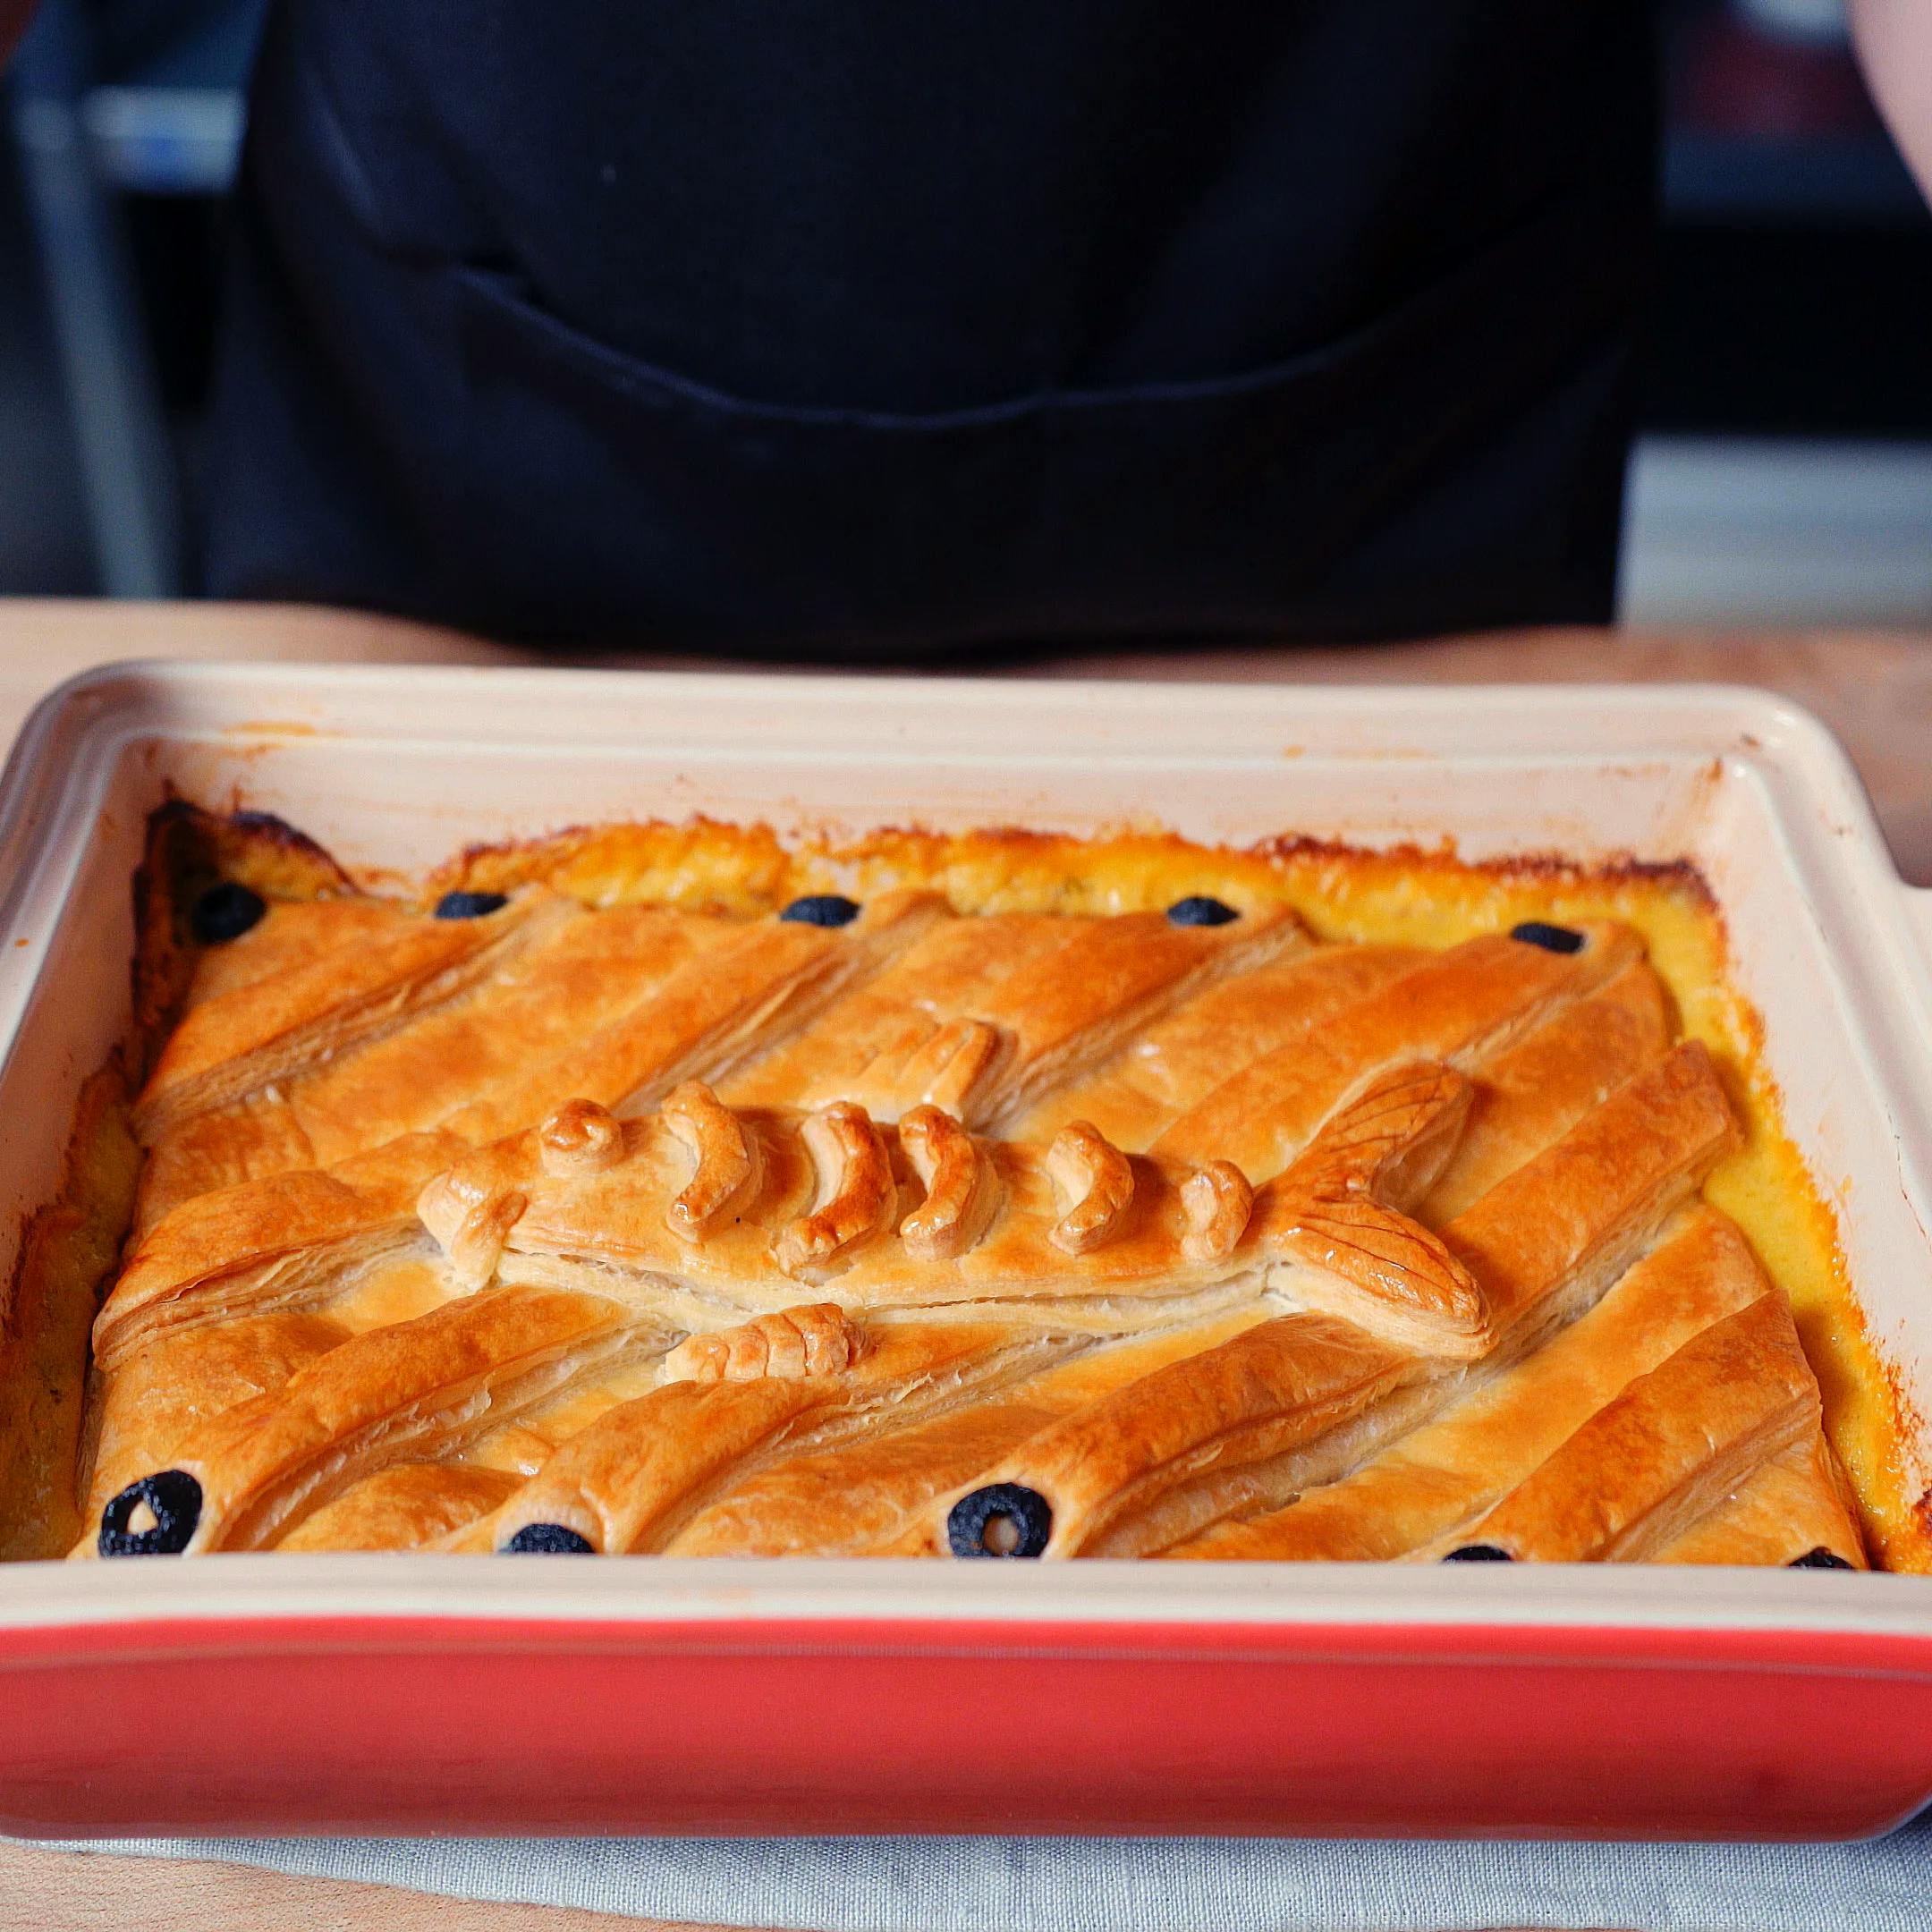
[14,803,1918,1572]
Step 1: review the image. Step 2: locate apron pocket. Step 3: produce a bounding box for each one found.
[453,264,1056,652]
[450,190,1628,652]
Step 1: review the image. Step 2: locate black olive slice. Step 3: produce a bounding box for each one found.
[98,1470,203,1557]
[1509,921,1585,955]
[1788,1547,1855,1570]
[1165,896,1240,928]
[778,894,861,928]
[1442,1543,1514,1563]
[190,882,267,945]
[502,1522,597,1555]
[946,1482,1053,1559]
[434,890,510,920]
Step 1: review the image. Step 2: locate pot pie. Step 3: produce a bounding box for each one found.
[10,804,1918,1570]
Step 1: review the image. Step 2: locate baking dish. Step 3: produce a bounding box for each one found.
[0,659,1929,1840]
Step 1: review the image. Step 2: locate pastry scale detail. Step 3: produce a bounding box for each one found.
[77,878,1868,1568]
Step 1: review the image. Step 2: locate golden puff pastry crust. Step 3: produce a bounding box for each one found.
[54,803,1896,1573]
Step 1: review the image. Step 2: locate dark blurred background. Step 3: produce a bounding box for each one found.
[1,0,1928,623]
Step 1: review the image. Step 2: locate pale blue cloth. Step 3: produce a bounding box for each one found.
[53,1820,1932,1930]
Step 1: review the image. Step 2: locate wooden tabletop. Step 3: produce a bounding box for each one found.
[1,595,1921,1930]
[0,1840,712,1932]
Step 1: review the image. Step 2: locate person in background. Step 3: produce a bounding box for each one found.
[4,3,1930,658]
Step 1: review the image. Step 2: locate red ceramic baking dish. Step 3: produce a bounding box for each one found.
[0,661,1928,1840]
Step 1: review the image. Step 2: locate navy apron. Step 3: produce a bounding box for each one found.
[202,4,1656,656]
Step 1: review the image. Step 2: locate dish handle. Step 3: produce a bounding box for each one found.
[1900,882,1932,978]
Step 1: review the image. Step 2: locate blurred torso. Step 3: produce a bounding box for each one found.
[205,3,1657,653]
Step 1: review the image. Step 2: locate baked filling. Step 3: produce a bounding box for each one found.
[24,806,1915,1568]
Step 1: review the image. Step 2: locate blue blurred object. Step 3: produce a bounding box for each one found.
[81,86,244,197]
[75,0,262,193]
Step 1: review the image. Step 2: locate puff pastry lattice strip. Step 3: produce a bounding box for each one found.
[79,877,1866,1571]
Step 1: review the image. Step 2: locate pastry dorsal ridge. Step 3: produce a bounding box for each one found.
[661,1080,761,1241]
[1045,1122,1136,1256]
[775,1101,897,1283]
[898,1106,1002,1260]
